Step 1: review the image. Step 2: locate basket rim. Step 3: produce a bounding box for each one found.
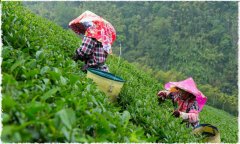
[87,68,125,82]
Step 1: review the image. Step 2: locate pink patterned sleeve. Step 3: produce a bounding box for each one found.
[187,110,199,123]
[187,101,199,123]
[180,100,199,123]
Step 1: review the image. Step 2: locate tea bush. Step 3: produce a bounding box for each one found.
[2,2,147,142]
[2,1,238,143]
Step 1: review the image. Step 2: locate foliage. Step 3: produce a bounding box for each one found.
[198,84,238,116]
[2,2,237,143]
[108,56,238,143]
[23,1,238,106]
[108,57,197,142]
[2,2,147,142]
[132,63,238,116]
[199,105,238,142]
[118,2,238,97]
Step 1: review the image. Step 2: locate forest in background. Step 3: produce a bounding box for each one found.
[23,1,238,115]
[2,2,238,142]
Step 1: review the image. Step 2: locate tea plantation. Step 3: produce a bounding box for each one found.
[1,2,238,143]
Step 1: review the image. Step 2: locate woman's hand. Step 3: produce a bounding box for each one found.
[172,110,180,117]
[72,54,80,61]
[157,90,169,100]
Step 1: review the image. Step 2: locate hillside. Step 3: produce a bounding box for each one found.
[23,1,238,116]
[2,2,238,143]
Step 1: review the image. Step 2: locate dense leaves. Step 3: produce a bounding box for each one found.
[108,56,238,142]
[132,63,238,116]
[199,105,238,142]
[2,2,147,142]
[2,2,237,143]
[23,1,238,115]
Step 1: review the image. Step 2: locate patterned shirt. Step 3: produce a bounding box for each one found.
[76,36,109,71]
[171,91,199,112]
[170,91,199,127]
[164,91,199,127]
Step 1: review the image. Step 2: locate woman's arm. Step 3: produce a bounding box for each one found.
[75,36,94,62]
[157,90,171,101]
[180,101,199,123]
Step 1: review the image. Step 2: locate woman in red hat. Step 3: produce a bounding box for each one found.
[69,11,116,73]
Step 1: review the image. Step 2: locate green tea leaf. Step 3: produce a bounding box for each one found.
[41,87,59,101]
[60,76,67,85]
[40,66,50,75]
[10,59,25,72]
[55,108,76,130]
[2,95,16,110]
[2,73,18,85]
[48,71,61,81]
[25,101,46,120]
[36,50,43,59]
[122,110,131,128]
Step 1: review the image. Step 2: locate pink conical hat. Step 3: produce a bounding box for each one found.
[165,77,207,112]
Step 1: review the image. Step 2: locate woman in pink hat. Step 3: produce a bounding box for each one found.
[157,77,207,128]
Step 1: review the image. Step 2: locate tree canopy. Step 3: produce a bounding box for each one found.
[23,1,238,114]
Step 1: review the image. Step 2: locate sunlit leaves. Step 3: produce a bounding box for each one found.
[2,2,147,142]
